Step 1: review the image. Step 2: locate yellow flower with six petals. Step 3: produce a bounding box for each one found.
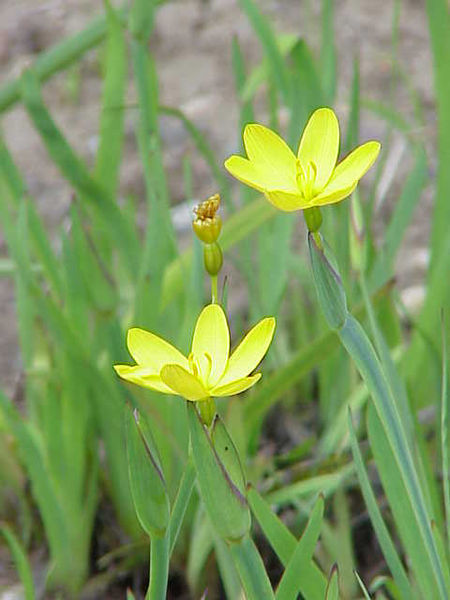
[114,304,275,402]
[224,107,380,212]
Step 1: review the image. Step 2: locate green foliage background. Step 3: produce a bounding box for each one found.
[0,0,449,598]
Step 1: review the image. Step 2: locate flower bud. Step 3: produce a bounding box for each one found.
[192,193,222,244]
[203,242,223,276]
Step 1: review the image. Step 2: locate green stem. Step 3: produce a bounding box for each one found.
[211,274,218,303]
[229,535,274,600]
[146,534,169,600]
[198,397,216,427]
[303,206,323,233]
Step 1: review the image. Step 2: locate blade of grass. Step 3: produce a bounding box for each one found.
[274,495,326,600]
[354,571,372,600]
[169,457,196,555]
[348,410,414,598]
[369,146,427,289]
[240,34,298,104]
[0,9,127,112]
[266,464,353,506]
[309,234,447,598]
[95,1,127,198]
[320,0,336,103]
[0,392,72,587]
[425,0,450,270]
[238,0,290,104]
[367,402,441,598]
[19,69,138,273]
[214,537,243,599]
[441,313,450,546]
[159,105,231,207]
[1,524,36,600]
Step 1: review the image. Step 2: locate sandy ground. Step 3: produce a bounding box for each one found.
[0,0,436,591]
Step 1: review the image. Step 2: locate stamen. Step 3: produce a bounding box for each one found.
[296,160,318,201]
[188,352,198,377]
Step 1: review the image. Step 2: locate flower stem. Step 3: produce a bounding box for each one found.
[146,533,169,600]
[211,274,218,303]
[198,397,216,427]
[304,206,323,233]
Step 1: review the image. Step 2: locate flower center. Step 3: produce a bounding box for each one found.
[296,160,317,202]
[188,352,212,387]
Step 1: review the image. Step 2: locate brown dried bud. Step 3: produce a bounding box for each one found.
[193,194,222,244]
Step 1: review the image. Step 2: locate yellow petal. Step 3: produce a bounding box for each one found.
[192,304,230,386]
[212,374,261,397]
[264,190,305,212]
[224,156,268,192]
[311,182,357,207]
[127,328,189,371]
[297,108,339,193]
[316,140,380,202]
[160,364,209,401]
[243,124,297,189]
[114,364,173,393]
[217,317,275,387]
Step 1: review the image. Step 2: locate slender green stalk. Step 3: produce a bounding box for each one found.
[211,275,218,303]
[146,534,169,600]
[229,535,274,600]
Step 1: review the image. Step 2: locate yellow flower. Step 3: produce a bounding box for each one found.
[114,304,275,402]
[224,107,380,211]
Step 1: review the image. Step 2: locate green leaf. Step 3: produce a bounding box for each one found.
[187,404,250,542]
[0,10,126,112]
[240,34,298,103]
[229,535,275,600]
[325,565,340,600]
[310,236,447,597]
[441,313,450,546]
[348,410,413,598]
[266,465,353,506]
[238,0,290,104]
[275,495,326,600]
[367,403,439,599]
[369,147,427,289]
[1,525,36,600]
[247,485,296,565]
[320,0,336,102]
[95,1,127,198]
[309,233,347,329]
[19,69,138,273]
[211,416,247,496]
[126,407,170,538]
[169,457,196,555]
